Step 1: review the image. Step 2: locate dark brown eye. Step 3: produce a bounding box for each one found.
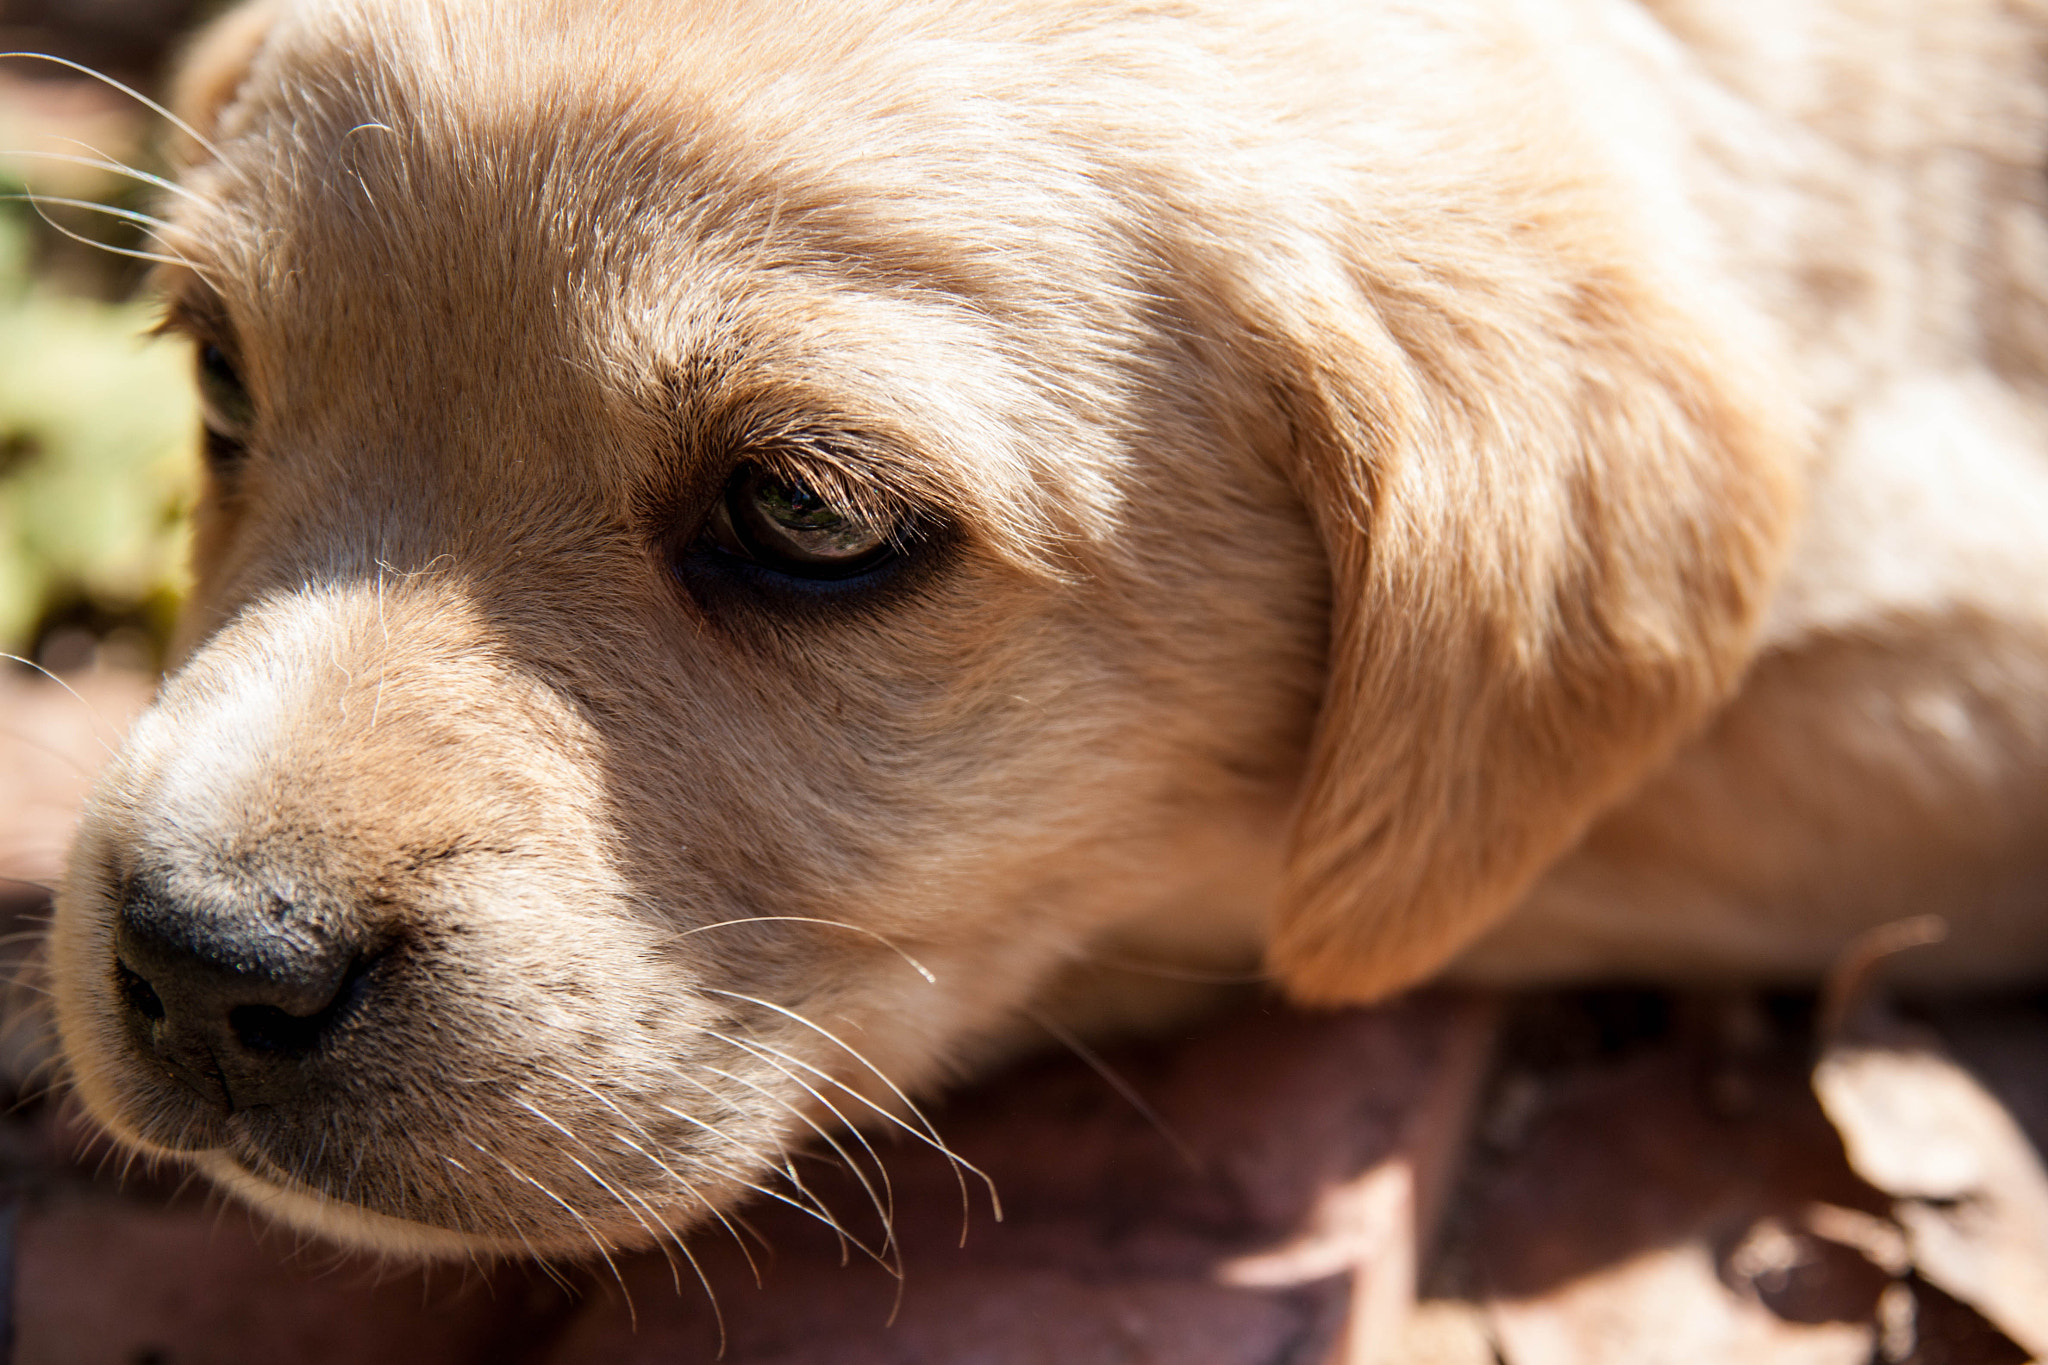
[707,464,897,579]
[196,342,253,472]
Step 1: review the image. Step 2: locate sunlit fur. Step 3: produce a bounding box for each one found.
[46,0,2048,1262]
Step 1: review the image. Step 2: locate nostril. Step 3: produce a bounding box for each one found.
[114,958,167,1022]
[230,1003,328,1054]
[227,955,372,1054]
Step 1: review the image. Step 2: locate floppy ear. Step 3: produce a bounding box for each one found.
[166,0,278,162]
[1260,213,1804,1005]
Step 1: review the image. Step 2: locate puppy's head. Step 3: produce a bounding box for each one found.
[52,0,1798,1259]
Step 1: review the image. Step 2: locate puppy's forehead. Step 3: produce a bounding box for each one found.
[166,0,1154,552]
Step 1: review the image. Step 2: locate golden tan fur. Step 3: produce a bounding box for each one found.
[46,0,2048,1260]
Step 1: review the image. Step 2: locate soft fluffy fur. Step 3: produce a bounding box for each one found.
[48,0,2048,1260]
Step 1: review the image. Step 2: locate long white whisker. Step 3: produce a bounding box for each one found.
[533,1067,763,1285]
[652,1086,876,1263]
[698,1054,912,1323]
[713,1023,986,1256]
[552,1144,700,1336]
[720,1206,774,1263]
[623,1138,760,1297]
[0,146,200,200]
[698,1046,900,1255]
[462,1148,593,1294]
[22,195,206,276]
[474,1202,580,1297]
[700,1064,892,1277]
[507,1091,727,1330]
[0,192,169,231]
[646,1222,726,1355]
[673,916,936,984]
[0,654,123,758]
[703,987,1001,1229]
[0,53,224,161]
[470,1141,637,1328]
[1024,1005,1201,1170]
[593,1177,725,1343]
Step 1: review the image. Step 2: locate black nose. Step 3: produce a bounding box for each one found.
[112,876,372,1113]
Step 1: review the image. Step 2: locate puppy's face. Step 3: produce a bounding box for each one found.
[52,0,1327,1258]
[52,0,1797,1259]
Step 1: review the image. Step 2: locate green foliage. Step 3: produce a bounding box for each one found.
[0,192,196,657]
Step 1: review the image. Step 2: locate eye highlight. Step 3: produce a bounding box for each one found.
[705,463,899,580]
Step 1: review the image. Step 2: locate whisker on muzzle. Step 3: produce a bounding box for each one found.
[669,915,938,985]
[694,1051,901,1275]
[467,1137,642,1328]
[650,1085,877,1272]
[533,1064,769,1287]
[701,988,1002,1237]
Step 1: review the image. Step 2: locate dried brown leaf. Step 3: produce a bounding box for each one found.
[1488,1241,1873,1365]
[1813,1020,2048,1358]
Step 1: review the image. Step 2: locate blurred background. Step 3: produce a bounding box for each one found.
[0,0,215,678]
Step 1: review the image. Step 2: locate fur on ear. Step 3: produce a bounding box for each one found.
[1257,189,1805,1006]
[166,0,278,163]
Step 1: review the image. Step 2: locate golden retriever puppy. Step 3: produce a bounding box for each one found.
[47,0,2048,1260]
